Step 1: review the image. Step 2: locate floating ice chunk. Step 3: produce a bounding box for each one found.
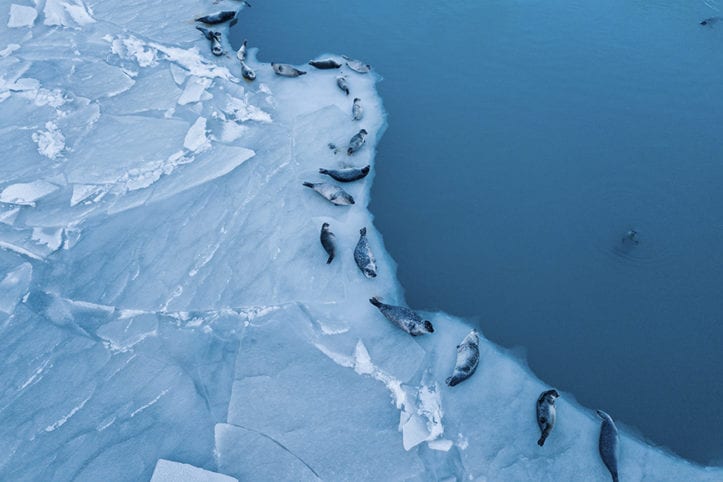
[178,76,212,105]
[0,206,20,225]
[223,94,272,123]
[7,4,37,28]
[0,180,58,206]
[31,227,64,251]
[43,0,95,27]
[0,262,32,313]
[32,121,65,159]
[70,184,104,206]
[150,459,237,482]
[184,117,210,152]
[428,438,454,452]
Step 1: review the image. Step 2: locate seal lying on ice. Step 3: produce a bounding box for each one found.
[446,330,480,387]
[536,389,560,446]
[354,228,377,278]
[369,297,434,336]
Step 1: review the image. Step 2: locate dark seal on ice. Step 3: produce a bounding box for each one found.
[369,297,434,336]
[597,409,620,482]
[196,11,237,25]
[309,59,342,69]
[347,129,367,155]
[536,389,560,446]
[196,26,223,56]
[318,165,370,183]
[354,227,377,278]
[446,330,480,387]
[320,223,336,264]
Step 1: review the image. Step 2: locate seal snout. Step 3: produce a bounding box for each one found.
[423,320,434,333]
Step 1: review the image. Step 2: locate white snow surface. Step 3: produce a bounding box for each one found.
[0,0,721,481]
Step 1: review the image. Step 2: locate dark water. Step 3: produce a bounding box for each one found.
[231,0,723,465]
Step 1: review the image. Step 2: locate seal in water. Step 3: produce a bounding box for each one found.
[236,39,247,62]
[302,182,355,205]
[354,227,377,278]
[320,223,336,264]
[597,410,620,482]
[352,98,363,121]
[369,297,434,335]
[621,229,639,245]
[309,59,342,69]
[318,165,370,182]
[446,330,480,387]
[336,75,350,95]
[342,55,371,73]
[196,11,236,25]
[347,129,368,155]
[196,26,223,56]
[271,63,307,77]
[240,61,255,81]
[536,389,560,446]
[700,16,721,26]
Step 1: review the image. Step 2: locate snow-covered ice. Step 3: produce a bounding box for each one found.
[0,0,721,480]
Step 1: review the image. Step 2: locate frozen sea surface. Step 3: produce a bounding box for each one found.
[0,0,721,480]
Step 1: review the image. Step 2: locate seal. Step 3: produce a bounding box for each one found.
[236,39,247,62]
[354,227,377,278]
[309,59,342,69]
[302,182,355,205]
[700,16,721,26]
[320,223,336,264]
[196,11,237,25]
[240,61,256,81]
[621,229,639,245]
[536,389,560,446]
[352,98,363,121]
[336,75,350,96]
[271,63,307,77]
[597,410,620,482]
[347,129,368,155]
[342,55,371,73]
[318,165,370,182]
[196,26,223,56]
[446,330,480,387]
[369,297,434,336]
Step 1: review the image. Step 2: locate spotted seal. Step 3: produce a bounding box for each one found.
[700,16,722,26]
[369,297,434,336]
[336,75,350,96]
[597,410,620,482]
[354,228,377,278]
[318,165,370,183]
[347,129,367,155]
[302,182,355,205]
[272,63,307,77]
[240,61,256,81]
[236,39,247,62]
[621,229,639,245]
[352,98,363,121]
[320,223,336,264]
[536,389,560,446]
[342,55,371,73]
[446,330,480,387]
[196,26,223,56]
[309,59,341,69]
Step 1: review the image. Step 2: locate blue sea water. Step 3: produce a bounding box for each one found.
[230,0,723,465]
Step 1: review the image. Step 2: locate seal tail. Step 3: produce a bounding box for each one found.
[537,436,546,447]
[423,320,434,333]
[347,148,353,155]
[302,182,315,189]
[326,253,334,264]
[369,297,382,307]
[318,168,328,175]
[446,376,458,387]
